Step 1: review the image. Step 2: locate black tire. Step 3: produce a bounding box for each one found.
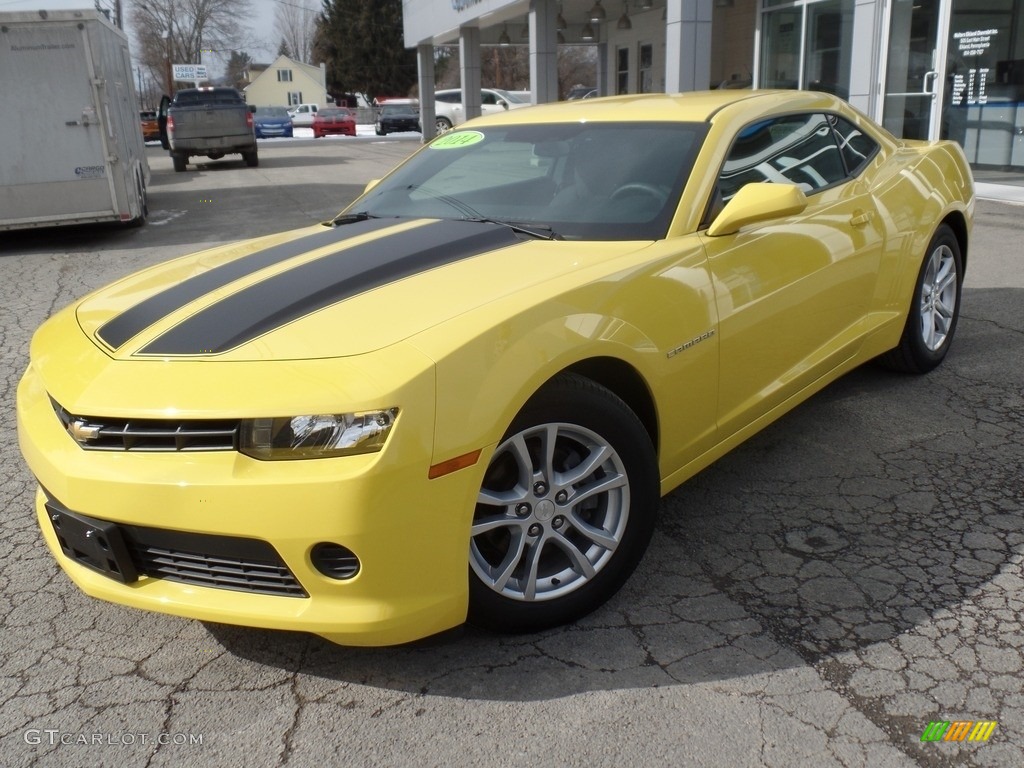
[878,223,963,373]
[172,153,187,173]
[243,150,259,168]
[468,373,659,634]
[375,125,386,136]
[435,117,453,134]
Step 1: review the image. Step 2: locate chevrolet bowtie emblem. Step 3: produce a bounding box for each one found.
[68,419,102,443]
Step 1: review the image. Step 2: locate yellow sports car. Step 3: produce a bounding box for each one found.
[17,90,974,646]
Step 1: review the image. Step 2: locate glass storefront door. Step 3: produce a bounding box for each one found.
[881,0,949,141]
[884,0,1024,174]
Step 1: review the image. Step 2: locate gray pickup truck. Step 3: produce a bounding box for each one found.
[158,87,258,172]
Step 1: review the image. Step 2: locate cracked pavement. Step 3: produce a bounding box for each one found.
[1,142,1022,767]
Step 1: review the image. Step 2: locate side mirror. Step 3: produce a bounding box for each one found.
[363,179,380,194]
[706,183,808,237]
[249,104,257,113]
[499,100,509,110]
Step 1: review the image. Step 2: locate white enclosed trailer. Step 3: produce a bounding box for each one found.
[0,9,150,230]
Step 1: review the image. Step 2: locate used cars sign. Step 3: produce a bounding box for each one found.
[172,63,208,81]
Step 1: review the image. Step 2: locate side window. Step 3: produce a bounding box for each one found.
[481,91,497,106]
[829,115,879,176]
[717,113,847,201]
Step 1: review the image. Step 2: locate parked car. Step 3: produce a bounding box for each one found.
[17,91,973,648]
[287,103,319,127]
[565,85,596,100]
[433,87,530,132]
[139,110,160,142]
[375,103,421,135]
[312,107,356,138]
[253,106,293,138]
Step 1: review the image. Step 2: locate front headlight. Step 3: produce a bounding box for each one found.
[240,408,399,460]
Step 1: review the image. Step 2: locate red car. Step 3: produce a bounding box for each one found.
[312,107,356,138]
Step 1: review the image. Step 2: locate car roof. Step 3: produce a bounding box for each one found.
[463,89,854,127]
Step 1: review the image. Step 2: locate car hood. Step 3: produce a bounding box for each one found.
[75,218,649,362]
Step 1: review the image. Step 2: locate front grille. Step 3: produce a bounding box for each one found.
[52,399,238,452]
[126,526,308,597]
[44,496,308,597]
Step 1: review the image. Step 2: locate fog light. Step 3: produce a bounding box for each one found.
[310,543,360,580]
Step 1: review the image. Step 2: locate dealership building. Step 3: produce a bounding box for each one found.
[403,0,1024,193]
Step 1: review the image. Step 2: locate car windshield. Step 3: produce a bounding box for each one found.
[257,107,290,117]
[384,106,417,116]
[350,122,707,241]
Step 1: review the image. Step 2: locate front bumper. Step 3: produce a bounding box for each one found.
[314,125,356,137]
[257,125,292,138]
[16,340,481,647]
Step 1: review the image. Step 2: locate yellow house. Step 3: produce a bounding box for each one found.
[243,55,328,108]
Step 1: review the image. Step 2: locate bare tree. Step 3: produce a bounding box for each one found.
[558,46,597,99]
[274,0,317,64]
[130,0,253,93]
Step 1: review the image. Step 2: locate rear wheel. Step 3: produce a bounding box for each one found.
[243,150,259,168]
[435,116,453,134]
[468,374,658,634]
[879,223,963,373]
[171,153,187,173]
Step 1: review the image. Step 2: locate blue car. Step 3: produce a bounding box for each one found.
[253,106,293,138]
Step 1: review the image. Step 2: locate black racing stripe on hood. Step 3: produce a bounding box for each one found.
[137,219,522,356]
[97,218,397,350]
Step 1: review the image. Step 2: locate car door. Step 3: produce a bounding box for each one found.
[481,90,508,118]
[700,112,886,438]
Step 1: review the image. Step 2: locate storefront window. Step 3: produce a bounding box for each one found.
[804,0,854,98]
[760,0,854,97]
[760,8,802,90]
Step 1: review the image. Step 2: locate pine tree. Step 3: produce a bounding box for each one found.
[313,0,417,103]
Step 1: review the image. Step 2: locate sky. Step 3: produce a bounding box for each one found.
[0,0,281,64]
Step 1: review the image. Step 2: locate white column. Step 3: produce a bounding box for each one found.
[529,0,559,103]
[417,43,437,141]
[665,0,713,92]
[460,25,483,121]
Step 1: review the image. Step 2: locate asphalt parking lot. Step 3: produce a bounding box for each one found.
[1,138,1022,768]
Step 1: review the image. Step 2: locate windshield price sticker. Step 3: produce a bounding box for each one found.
[431,131,485,149]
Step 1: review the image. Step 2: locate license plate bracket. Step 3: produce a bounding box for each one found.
[45,504,139,583]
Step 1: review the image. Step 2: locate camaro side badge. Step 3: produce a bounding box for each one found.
[68,420,101,444]
[667,329,716,358]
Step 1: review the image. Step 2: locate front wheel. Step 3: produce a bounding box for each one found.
[468,374,659,634]
[435,117,453,134]
[878,223,963,373]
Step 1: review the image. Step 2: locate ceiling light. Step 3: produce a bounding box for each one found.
[498,24,511,45]
[589,1,607,23]
[581,22,595,41]
[617,1,632,30]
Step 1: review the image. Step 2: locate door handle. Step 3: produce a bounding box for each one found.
[850,210,874,227]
